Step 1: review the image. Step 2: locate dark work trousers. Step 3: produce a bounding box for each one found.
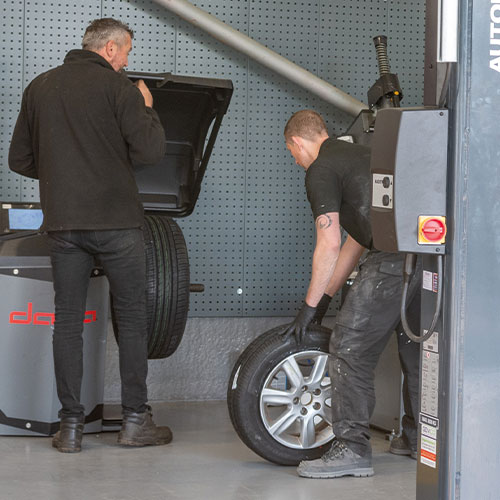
[329,250,422,456]
[48,229,148,419]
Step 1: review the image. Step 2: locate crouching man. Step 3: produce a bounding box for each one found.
[281,110,420,478]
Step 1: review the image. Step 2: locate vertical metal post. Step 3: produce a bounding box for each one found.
[417,254,448,498]
[418,0,500,497]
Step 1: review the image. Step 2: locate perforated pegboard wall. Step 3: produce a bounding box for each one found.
[102,0,177,72]
[1,1,24,201]
[243,0,348,316]
[174,0,249,316]
[0,0,425,317]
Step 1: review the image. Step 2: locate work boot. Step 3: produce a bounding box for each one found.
[52,416,85,453]
[389,435,417,460]
[117,409,172,447]
[297,438,374,478]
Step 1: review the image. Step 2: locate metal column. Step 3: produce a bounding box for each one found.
[417,0,500,497]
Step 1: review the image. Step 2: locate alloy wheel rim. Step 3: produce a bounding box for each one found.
[259,350,333,449]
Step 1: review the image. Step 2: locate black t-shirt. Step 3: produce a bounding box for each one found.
[305,138,373,249]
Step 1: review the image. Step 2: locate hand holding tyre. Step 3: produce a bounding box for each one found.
[311,293,332,325]
[280,302,317,343]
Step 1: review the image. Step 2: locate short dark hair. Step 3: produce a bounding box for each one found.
[284,110,328,142]
[82,18,134,51]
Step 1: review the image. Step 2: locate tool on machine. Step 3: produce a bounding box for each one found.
[369,35,403,109]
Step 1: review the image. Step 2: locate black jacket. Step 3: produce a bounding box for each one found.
[8,49,166,231]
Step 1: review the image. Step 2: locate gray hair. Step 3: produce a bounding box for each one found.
[82,18,134,51]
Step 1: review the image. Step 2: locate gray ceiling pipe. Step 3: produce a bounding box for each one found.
[152,0,367,117]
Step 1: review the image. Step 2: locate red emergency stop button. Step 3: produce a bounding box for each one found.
[418,216,447,245]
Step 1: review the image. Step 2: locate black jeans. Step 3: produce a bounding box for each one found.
[48,229,148,418]
[329,250,421,456]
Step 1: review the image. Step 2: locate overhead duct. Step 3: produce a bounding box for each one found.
[153,0,367,117]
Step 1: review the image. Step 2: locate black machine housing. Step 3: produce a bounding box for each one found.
[128,72,233,217]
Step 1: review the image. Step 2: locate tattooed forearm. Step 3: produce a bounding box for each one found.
[316,214,332,229]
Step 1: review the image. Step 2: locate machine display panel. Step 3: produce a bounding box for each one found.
[8,208,43,230]
[1,203,42,234]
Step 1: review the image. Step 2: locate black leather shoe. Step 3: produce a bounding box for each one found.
[52,416,85,453]
[117,409,172,447]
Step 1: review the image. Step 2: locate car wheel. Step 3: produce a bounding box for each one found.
[112,215,190,359]
[227,324,334,465]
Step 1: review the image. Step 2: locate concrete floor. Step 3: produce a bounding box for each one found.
[0,401,416,500]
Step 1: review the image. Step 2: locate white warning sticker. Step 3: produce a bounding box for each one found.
[421,454,437,468]
[423,330,439,353]
[423,270,433,291]
[420,435,437,468]
[421,423,437,440]
[421,351,439,417]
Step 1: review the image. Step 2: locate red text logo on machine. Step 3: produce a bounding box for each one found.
[9,302,97,326]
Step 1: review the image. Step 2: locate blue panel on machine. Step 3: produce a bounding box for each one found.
[8,208,43,230]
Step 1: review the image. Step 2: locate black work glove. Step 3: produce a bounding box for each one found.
[280,302,317,344]
[311,293,332,325]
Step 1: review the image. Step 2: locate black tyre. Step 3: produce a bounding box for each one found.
[112,215,190,359]
[227,325,334,465]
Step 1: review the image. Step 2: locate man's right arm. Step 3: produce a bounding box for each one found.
[280,211,341,343]
[117,79,166,166]
[305,212,342,307]
[8,92,38,179]
[135,79,153,108]
[324,235,366,297]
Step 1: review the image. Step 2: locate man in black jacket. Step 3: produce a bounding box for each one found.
[281,110,421,478]
[9,18,170,453]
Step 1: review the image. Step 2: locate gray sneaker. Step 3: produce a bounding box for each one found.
[297,439,374,479]
[389,435,417,460]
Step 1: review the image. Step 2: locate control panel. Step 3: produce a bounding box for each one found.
[370,108,448,254]
[372,173,394,209]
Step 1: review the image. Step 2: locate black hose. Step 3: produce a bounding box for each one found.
[400,253,443,343]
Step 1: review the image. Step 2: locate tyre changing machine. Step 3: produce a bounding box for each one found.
[0,227,109,436]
